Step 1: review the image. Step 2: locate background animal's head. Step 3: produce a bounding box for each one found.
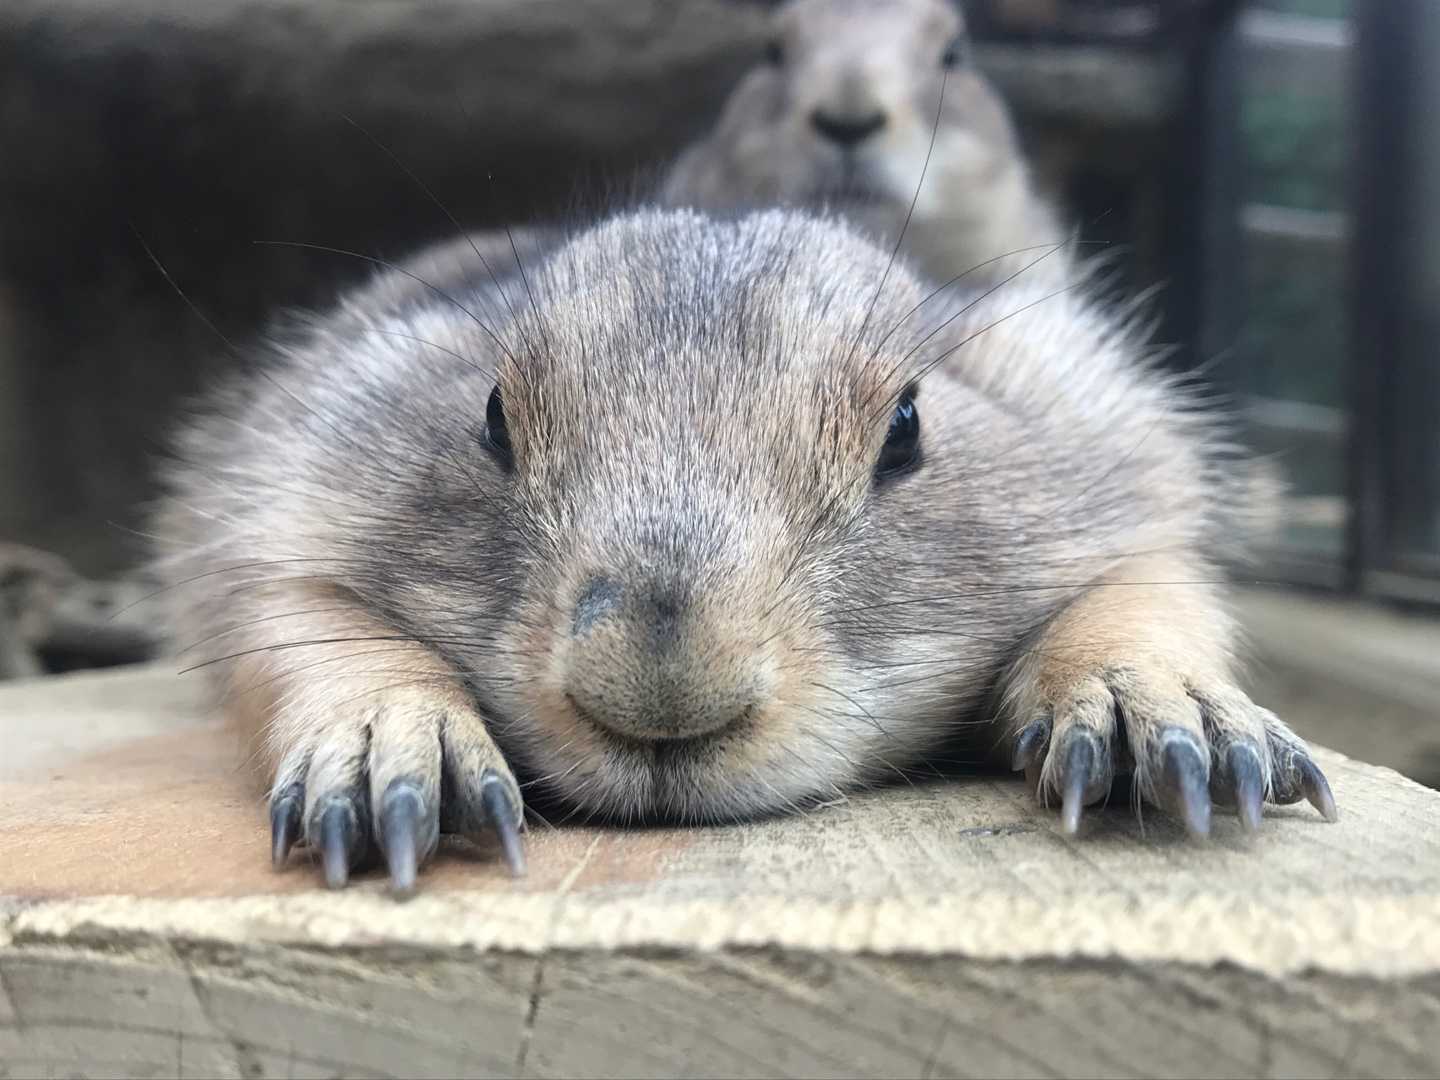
[674,0,1023,217]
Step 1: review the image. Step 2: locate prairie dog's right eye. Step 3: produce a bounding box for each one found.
[875,390,921,480]
[485,385,512,465]
[764,38,785,65]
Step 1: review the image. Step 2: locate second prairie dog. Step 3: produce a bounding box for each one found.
[663,0,1070,287]
[151,207,1336,893]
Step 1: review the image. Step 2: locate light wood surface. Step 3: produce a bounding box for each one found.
[1,664,1438,1078]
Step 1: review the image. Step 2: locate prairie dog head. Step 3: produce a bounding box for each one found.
[668,0,1024,224]
[245,210,1206,826]
[338,209,1088,824]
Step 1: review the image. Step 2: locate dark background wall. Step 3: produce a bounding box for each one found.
[0,0,772,574]
[0,0,1219,577]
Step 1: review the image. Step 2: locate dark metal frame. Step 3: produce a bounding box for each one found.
[1347,0,1440,606]
[1180,1,1440,606]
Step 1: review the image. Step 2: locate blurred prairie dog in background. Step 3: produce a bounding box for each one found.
[663,0,1072,288]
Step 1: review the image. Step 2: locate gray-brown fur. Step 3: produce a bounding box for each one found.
[151,207,1335,891]
[662,0,1069,287]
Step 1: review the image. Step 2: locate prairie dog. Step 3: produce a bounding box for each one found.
[152,208,1335,891]
[662,0,1069,287]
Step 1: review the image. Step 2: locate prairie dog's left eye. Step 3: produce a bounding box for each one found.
[876,391,920,479]
[485,384,513,466]
[941,36,966,68]
[764,38,785,66]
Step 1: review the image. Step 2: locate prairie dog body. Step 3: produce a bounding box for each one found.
[663,0,1069,287]
[153,208,1334,890]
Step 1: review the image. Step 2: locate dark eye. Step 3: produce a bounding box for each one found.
[485,385,512,465]
[764,38,784,65]
[941,37,965,68]
[876,392,920,479]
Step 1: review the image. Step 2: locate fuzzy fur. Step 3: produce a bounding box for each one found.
[662,0,1068,288]
[152,206,1308,851]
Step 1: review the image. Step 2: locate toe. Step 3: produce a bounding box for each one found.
[1262,711,1339,822]
[1159,730,1212,839]
[480,769,527,877]
[1050,727,1111,835]
[1298,756,1339,822]
[269,781,304,869]
[378,777,434,894]
[1011,713,1051,772]
[314,796,365,890]
[1224,741,1266,832]
[441,711,528,875]
[301,716,375,888]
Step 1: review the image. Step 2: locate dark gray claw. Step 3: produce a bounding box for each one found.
[1057,731,1103,835]
[1011,716,1050,772]
[270,783,304,869]
[1267,735,1340,824]
[318,800,360,890]
[1298,756,1339,823]
[1225,743,1265,833]
[1161,733,1212,839]
[480,770,526,877]
[379,779,427,894]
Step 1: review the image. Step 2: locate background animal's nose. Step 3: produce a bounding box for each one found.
[810,109,887,147]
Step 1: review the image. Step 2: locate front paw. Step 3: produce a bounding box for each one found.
[267,686,525,891]
[1010,667,1338,837]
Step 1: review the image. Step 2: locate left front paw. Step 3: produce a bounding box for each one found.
[1010,666,1338,837]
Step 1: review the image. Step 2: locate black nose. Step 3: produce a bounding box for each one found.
[810,109,887,147]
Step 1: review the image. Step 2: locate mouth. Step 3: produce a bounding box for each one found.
[564,693,754,750]
[804,153,894,206]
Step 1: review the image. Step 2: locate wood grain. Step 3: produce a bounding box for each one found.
[2,664,1438,1078]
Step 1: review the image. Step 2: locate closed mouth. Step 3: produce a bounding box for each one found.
[565,693,753,751]
[810,161,893,206]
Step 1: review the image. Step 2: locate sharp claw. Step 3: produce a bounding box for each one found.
[1298,756,1339,823]
[1011,717,1050,772]
[1059,734,1094,835]
[480,771,526,877]
[1162,734,1212,839]
[318,801,356,890]
[1227,743,1265,833]
[270,783,304,870]
[380,781,426,894]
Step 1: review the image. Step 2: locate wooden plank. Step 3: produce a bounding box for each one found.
[1,664,1438,1078]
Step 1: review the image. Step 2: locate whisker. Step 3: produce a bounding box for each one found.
[869,281,1080,424]
[134,227,366,454]
[252,240,516,364]
[842,66,950,372]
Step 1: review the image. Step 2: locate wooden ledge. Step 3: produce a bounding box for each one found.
[2,664,1438,1078]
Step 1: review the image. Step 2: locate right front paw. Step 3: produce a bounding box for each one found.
[268,686,525,892]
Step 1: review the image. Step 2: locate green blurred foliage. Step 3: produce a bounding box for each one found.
[1240,92,1346,212]
[1235,234,1345,408]
[1233,0,1351,511]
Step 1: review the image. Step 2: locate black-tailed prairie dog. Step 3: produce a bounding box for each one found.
[152,209,1334,891]
[663,0,1071,288]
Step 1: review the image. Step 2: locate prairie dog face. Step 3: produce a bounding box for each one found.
[716,0,1020,212]
[160,206,1331,894]
[379,211,1031,823]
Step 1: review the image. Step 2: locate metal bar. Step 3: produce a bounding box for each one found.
[1164,0,1244,372]
[1345,1,1403,593]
